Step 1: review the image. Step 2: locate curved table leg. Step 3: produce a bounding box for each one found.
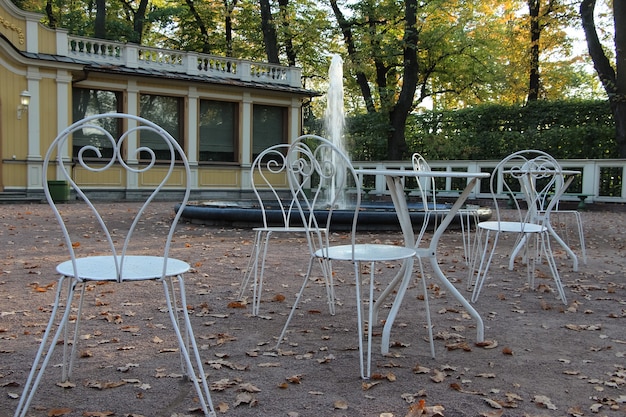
[380,175,485,355]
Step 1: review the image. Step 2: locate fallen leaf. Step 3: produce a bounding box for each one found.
[286,375,302,384]
[227,301,246,309]
[533,394,557,410]
[333,399,348,410]
[430,369,446,383]
[233,392,256,407]
[413,365,430,374]
[238,382,261,392]
[257,362,280,368]
[476,340,498,349]
[361,381,381,390]
[48,408,73,417]
[483,397,502,409]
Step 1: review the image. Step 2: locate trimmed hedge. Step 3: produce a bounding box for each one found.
[345,100,616,161]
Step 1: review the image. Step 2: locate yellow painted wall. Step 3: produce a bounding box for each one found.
[0,10,27,50]
[1,161,27,187]
[37,25,57,54]
[199,168,240,188]
[251,170,289,189]
[74,166,126,187]
[0,65,29,161]
[139,167,187,188]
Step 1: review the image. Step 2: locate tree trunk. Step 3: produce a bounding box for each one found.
[581,0,626,157]
[94,0,106,39]
[387,0,419,160]
[259,0,280,63]
[278,0,296,66]
[330,0,375,113]
[527,0,540,102]
[45,0,56,29]
[186,0,211,54]
[129,0,149,44]
[614,0,626,157]
[224,0,237,57]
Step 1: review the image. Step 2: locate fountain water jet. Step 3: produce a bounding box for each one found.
[325,54,346,156]
[323,54,348,209]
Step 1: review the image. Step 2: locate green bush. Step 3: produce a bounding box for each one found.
[342,100,617,161]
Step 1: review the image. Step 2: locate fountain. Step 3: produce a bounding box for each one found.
[325,54,346,155]
[322,54,347,209]
[178,55,491,230]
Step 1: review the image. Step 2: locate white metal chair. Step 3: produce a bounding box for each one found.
[411,153,479,264]
[275,135,433,380]
[539,175,587,266]
[15,113,216,417]
[238,144,333,316]
[468,150,568,305]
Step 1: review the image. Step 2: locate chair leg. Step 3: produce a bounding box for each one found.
[415,212,432,248]
[460,210,479,266]
[371,261,407,323]
[275,256,316,349]
[319,231,336,315]
[574,212,587,265]
[317,256,336,316]
[15,276,77,417]
[416,257,435,358]
[252,231,273,316]
[470,230,499,303]
[162,276,216,417]
[365,262,375,379]
[539,233,567,304]
[238,230,262,300]
[353,261,367,379]
[62,282,87,381]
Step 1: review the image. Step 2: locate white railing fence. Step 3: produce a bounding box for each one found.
[353,159,626,204]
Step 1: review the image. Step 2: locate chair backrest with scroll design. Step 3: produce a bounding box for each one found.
[490,150,561,229]
[286,134,360,259]
[250,143,300,229]
[42,112,191,283]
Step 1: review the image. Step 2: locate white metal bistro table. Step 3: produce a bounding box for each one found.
[356,169,490,354]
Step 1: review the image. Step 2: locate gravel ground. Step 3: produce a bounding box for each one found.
[0,201,624,417]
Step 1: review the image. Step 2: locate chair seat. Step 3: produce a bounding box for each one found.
[477,220,546,234]
[57,255,190,281]
[315,243,416,262]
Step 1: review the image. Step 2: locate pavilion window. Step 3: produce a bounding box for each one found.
[252,104,287,161]
[199,100,238,163]
[71,88,122,158]
[139,94,184,160]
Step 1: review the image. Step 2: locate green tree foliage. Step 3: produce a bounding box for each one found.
[11,0,613,158]
[347,100,616,161]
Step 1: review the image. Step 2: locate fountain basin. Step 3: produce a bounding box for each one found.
[178,200,492,231]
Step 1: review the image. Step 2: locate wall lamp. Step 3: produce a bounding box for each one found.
[17,90,31,120]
